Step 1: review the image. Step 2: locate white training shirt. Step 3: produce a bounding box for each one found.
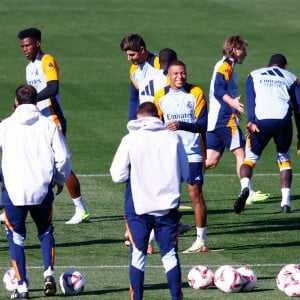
[247,66,297,120]
[138,68,168,104]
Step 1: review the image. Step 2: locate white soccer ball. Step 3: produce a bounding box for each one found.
[59,270,85,296]
[276,264,300,292]
[214,265,243,293]
[237,266,257,292]
[3,268,29,292]
[187,265,214,289]
[284,271,300,297]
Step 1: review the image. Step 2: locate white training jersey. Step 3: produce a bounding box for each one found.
[247,66,297,120]
[154,86,207,163]
[26,53,61,113]
[138,68,168,104]
[131,61,157,89]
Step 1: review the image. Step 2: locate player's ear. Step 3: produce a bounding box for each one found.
[36,40,41,48]
[14,98,19,107]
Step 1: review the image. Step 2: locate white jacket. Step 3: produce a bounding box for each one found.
[110,117,189,216]
[0,104,72,206]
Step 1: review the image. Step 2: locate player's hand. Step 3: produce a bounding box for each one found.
[53,183,64,195]
[246,122,260,137]
[223,94,245,114]
[231,95,245,114]
[166,121,180,131]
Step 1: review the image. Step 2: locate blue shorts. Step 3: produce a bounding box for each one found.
[245,118,292,162]
[206,126,245,153]
[187,162,204,185]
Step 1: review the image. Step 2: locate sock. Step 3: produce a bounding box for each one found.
[281,188,290,207]
[38,226,55,276]
[196,227,206,242]
[148,229,155,244]
[240,177,250,191]
[17,281,28,293]
[73,196,87,213]
[43,266,54,279]
[248,180,254,198]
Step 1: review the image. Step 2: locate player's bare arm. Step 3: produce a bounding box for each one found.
[223,94,245,114]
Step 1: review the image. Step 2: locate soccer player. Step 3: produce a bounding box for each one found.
[235,54,300,213]
[140,48,191,253]
[205,35,270,210]
[120,33,160,120]
[154,60,209,254]
[110,102,188,300]
[17,28,90,224]
[1,84,71,299]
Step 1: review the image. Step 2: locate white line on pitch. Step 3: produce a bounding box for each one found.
[77,173,300,177]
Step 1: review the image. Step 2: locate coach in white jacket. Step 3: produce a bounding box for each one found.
[110,102,188,300]
[1,84,71,299]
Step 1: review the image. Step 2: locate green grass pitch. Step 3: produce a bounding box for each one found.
[0,0,300,299]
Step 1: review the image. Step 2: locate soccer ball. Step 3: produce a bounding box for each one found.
[237,266,257,292]
[187,265,214,289]
[3,268,29,292]
[284,271,300,297]
[59,270,85,296]
[276,264,300,292]
[214,265,243,293]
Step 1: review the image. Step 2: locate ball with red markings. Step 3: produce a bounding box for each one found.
[214,265,243,293]
[59,270,85,296]
[3,268,29,292]
[187,265,214,289]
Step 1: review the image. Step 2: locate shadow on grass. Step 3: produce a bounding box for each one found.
[55,214,124,223]
[82,282,170,296]
[0,238,127,252]
[226,240,300,251]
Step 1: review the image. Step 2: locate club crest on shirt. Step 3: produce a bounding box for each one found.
[186,101,193,110]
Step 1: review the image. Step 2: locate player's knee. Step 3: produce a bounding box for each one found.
[11,231,25,247]
[131,246,146,271]
[205,158,218,169]
[38,225,54,241]
[162,248,178,273]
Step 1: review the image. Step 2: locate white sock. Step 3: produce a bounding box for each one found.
[18,281,28,293]
[148,229,155,244]
[196,226,207,242]
[43,266,54,279]
[240,177,250,191]
[248,180,254,197]
[73,196,87,212]
[281,188,290,207]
